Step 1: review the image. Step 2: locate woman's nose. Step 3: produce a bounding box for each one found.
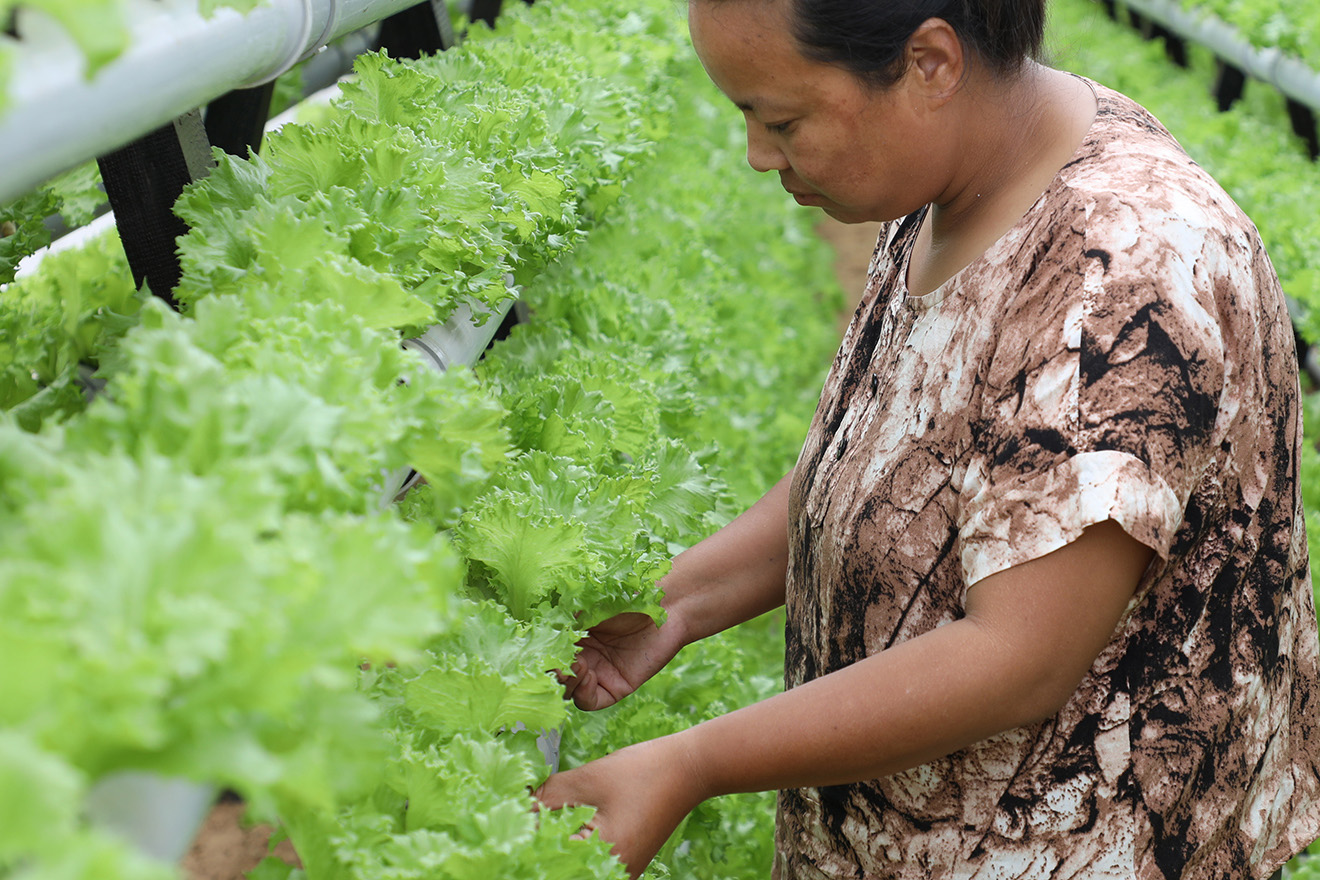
[745,125,788,174]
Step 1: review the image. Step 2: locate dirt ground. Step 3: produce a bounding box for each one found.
[180,797,299,879]
[817,217,884,331]
[177,215,882,880]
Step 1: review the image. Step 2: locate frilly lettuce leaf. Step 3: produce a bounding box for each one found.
[0,423,463,814]
[0,731,83,866]
[458,488,592,620]
[45,162,105,227]
[0,185,57,284]
[21,0,129,76]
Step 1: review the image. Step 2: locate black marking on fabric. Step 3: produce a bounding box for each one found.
[1084,247,1112,271]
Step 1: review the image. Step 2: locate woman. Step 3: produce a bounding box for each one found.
[535,0,1320,877]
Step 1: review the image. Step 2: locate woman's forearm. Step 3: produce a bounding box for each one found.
[674,615,1030,798]
[659,469,795,648]
[673,519,1152,799]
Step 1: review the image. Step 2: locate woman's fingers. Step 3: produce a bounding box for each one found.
[532,776,567,810]
[569,666,614,711]
[569,819,598,842]
[530,739,704,879]
[553,657,594,704]
[531,782,600,848]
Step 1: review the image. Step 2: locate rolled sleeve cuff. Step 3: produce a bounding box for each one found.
[959,450,1184,589]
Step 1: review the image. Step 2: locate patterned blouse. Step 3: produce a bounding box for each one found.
[774,80,1320,879]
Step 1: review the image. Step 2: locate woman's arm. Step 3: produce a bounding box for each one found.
[562,470,794,710]
[538,519,1154,877]
[680,518,1152,790]
[660,468,796,645]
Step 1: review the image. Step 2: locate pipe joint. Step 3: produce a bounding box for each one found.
[239,0,341,87]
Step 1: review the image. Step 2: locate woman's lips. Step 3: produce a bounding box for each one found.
[782,177,821,205]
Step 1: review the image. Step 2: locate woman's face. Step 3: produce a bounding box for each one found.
[688,0,953,224]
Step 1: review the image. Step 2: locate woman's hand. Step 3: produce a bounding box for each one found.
[533,737,708,879]
[560,611,688,711]
[561,470,797,711]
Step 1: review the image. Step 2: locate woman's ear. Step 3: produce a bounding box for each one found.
[904,18,965,104]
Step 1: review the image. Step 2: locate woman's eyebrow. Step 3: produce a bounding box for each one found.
[733,96,789,114]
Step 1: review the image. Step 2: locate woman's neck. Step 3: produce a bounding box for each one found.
[906,64,1097,297]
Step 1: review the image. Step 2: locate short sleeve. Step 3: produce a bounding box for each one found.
[957,227,1227,589]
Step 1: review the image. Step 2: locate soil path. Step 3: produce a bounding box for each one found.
[817,217,883,331]
[181,798,299,878]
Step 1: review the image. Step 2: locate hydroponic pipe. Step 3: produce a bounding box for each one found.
[0,0,420,203]
[1115,0,1320,114]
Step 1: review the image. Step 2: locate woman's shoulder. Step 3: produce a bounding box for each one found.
[1027,78,1267,310]
[1086,79,1182,149]
[1057,78,1249,233]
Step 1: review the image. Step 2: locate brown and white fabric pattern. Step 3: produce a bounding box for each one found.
[774,81,1320,880]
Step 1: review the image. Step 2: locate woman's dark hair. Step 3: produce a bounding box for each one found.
[785,0,1046,88]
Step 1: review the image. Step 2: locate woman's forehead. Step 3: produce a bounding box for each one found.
[690,1,852,112]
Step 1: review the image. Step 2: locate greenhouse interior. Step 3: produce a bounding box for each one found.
[3,0,1320,877]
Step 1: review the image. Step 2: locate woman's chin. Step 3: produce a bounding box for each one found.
[818,204,880,224]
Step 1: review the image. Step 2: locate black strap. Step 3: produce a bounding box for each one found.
[205,82,277,158]
[96,110,214,306]
[377,0,456,59]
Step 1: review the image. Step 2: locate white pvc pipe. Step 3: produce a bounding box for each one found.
[84,772,217,863]
[1116,0,1320,113]
[7,82,342,282]
[0,0,418,203]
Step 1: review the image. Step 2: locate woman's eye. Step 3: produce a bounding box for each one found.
[766,120,794,134]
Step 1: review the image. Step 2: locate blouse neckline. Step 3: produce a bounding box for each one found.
[898,75,1104,312]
